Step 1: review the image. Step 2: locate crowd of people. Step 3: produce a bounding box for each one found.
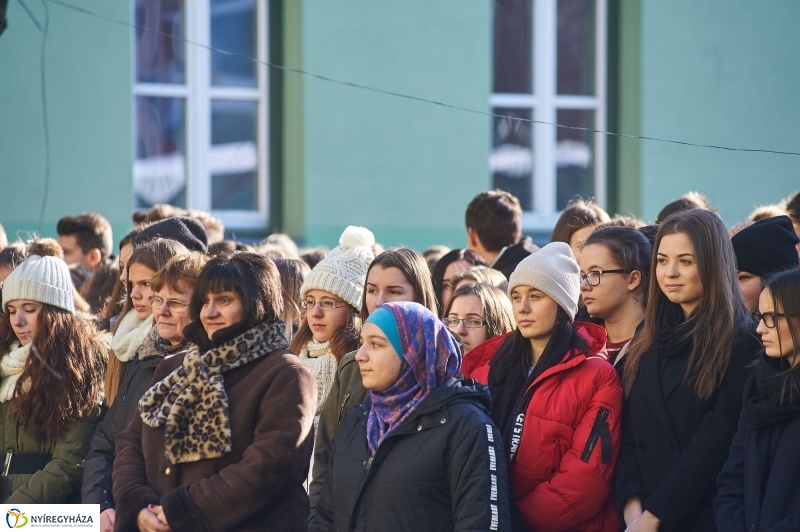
[0,188,798,531]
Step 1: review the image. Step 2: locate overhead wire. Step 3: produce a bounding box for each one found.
[42,0,800,160]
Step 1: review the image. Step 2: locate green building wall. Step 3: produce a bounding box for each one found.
[296,0,492,251]
[617,0,800,225]
[0,1,133,247]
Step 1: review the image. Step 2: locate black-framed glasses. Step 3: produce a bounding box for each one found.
[580,269,628,286]
[443,317,486,329]
[301,299,348,311]
[149,296,190,312]
[752,311,790,329]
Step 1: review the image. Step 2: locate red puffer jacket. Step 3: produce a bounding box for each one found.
[468,322,623,532]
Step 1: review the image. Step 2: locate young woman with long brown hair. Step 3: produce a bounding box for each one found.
[615,209,762,532]
[0,252,105,502]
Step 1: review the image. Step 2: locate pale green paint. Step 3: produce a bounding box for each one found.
[614,0,642,218]
[281,0,305,239]
[0,1,133,244]
[300,0,491,250]
[637,0,800,225]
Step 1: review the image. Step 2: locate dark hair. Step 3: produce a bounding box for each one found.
[550,198,610,244]
[583,226,653,308]
[655,191,713,224]
[191,252,283,330]
[489,306,588,445]
[786,191,800,223]
[0,222,6,248]
[444,282,514,340]
[300,248,327,270]
[0,242,26,271]
[360,248,437,322]
[623,209,751,400]
[465,190,523,251]
[449,265,509,292]
[208,240,255,257]
[597,215,645,229]
[56,212,113,260]
[764,268,800,403]
[79,262,119,314]
[431,249,485,315]
[0,306,105,442]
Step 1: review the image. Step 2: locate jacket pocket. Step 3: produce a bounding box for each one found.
[580,407,611,464]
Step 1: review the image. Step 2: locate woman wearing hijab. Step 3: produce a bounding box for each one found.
[312,301,509,532]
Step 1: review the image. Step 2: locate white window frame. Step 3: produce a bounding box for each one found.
[490,0,606,231]
[132,0,270,230]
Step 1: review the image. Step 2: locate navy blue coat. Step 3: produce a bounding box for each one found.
[715,375,800,532]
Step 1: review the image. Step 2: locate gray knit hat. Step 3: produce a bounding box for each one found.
[2,255,76,314]
[508,242,580,320]
[300,226,376,311]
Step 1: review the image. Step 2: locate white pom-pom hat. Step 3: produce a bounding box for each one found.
[300,226,376,310]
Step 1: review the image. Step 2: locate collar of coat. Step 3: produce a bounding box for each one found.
[138,319,288,464]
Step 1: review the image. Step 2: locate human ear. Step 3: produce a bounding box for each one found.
[87,248,102,269]
[627,270,642,292]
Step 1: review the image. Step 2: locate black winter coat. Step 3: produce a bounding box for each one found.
[715,373,800,532]
[614,327,760,532]
[312,378,510,532]
[81,338,181,510]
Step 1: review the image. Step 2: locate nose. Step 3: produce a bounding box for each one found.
[158,303,171,317]
[516,299,531,315]
[203,302,220,319]
[310,303,324,318]
[374,292,386,308]
[453,320,467,335]
[755,318,767,335]
[355,344,368,362]
[580,277,592,291]
[11,312,24,328]
[665,261,679,278]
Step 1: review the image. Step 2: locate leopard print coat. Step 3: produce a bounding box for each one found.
[139,320,288,464]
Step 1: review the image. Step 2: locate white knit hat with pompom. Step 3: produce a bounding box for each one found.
[300,226,376,310]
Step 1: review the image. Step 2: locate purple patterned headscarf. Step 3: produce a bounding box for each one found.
[365,302,461,455]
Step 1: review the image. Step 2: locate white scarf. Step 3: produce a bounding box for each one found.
[299,340,337,416]
[0,342,31,403]
[110,310,154,362]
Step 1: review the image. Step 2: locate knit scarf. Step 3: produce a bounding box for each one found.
[743,355,800,430]
[138,326,188,361]
[0,342,30,403]
[655,299,694,360]
[139,319,288,464]
[111,309,154,362]
[366,302,460,456]
[299,339,337,416]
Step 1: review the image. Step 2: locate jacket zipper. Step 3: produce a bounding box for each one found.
[581,407,611,464]
[339,392,351,424]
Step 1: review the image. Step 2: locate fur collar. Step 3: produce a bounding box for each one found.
[0,342,30,403]
[111,310,154,362]
[139,319,288,464]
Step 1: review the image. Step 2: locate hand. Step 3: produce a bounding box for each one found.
[623,497,643,527]
[626,510,660,532]
[136,507,170,532]
[99,509,115,532]
[151,505,170,528]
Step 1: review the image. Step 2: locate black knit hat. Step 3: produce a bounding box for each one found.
[731,215,799,278]
[134,217,209,253]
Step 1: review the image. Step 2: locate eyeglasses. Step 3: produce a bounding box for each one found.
[301,299,348,311]
[443,317,486,329]
[580,269,628,287]
[752,311,790,329]
[149,296,190,312]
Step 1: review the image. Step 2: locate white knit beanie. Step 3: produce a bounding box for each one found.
[507,242,580,320]
[2,255,76,314]
[300,226,376,311]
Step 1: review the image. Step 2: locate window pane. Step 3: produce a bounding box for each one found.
[211,0,257,87]
[135,0,185,84]
[557,0,595,95]
[211,100,258,211]
[134,97,186,208]
[493,0,532,94]
[556,109,594,210]
[491,108,533,212]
